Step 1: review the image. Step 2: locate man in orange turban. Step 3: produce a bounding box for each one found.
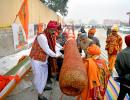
[77,44,110,100]
[105,25,122,73]
[88,28,100,47]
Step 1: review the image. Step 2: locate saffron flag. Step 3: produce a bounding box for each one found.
[18,0,29,40]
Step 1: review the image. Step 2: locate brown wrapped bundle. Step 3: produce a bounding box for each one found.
[59,38,88,96]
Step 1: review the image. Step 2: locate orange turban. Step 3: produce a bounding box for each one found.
[87,44,101,55]
[88,28,96,35]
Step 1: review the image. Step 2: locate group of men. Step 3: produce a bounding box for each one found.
[76,27,109,100]
[77,25,130,100]
[29,20,130,100]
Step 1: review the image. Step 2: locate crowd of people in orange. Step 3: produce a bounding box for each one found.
[28,21,130,100]
[0,20,130,100]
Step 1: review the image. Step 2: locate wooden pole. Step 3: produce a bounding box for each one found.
[13,15,18,23]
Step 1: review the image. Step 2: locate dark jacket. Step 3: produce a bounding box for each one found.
[115,47,130,85]
[80,27,86,33]
[88,36,100,47]
[92,37,100,47]
[107,28,111,36]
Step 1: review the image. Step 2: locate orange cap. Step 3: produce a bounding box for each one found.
[88,28,96,35]
[87,44,101,55]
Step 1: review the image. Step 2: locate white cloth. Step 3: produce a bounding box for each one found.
[31,34,62,94]
[31,59,48,94]
[37,34,57,64]
[55,42,63,56]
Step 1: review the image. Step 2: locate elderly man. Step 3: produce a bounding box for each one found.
[115,35,130,100]
[29,21,62,100]
[105,25,122,73]
[88,28,100,47]
[79,33,93,57]
[77,44,110,100]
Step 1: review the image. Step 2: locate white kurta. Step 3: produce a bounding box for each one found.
[30,34,62,94]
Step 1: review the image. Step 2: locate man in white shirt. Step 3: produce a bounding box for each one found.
[29,21,62,100]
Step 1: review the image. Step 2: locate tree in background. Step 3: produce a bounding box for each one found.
[40,0,68,16]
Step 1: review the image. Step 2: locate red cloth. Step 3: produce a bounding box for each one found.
[125,35,130,47]
[47,20,58,30]
[44,29,56,52]
[0,75,20,92]
[44,21,59,52]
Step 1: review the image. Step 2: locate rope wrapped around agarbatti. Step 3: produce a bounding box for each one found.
[59,33,88,96]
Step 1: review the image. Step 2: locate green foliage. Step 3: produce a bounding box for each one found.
[40,0,68,16]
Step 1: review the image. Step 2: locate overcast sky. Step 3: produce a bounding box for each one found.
[66,0,130,24]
